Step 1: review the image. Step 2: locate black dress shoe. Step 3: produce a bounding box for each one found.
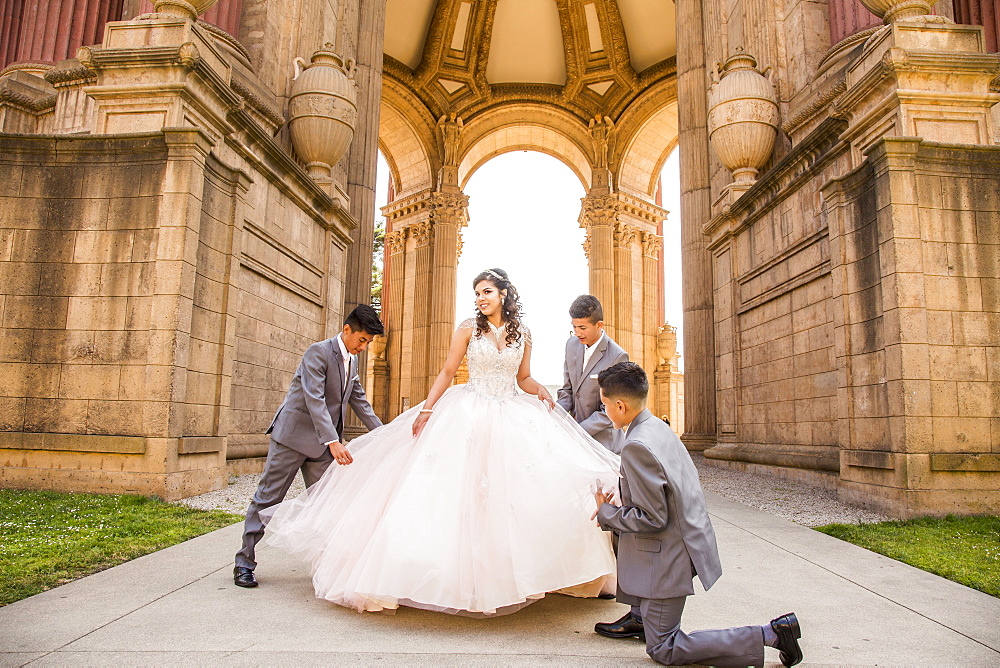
[595,611,645,640]
[234,566,258,588]
[770,612,802,666]
[597,592,616,599]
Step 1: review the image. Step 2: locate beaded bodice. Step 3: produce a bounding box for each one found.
[461,319,528,399]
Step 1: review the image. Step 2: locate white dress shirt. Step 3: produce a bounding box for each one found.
[336,333,352,391]
[582,331,605,373]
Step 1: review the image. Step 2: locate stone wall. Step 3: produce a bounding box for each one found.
[826,138,1000,516]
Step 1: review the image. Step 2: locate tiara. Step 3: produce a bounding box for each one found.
[485,269,504,281]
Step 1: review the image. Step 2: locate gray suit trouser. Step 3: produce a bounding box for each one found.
[235,438,334,570]
[641,596,764,667]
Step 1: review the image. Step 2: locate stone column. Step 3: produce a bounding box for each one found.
[954,0,999,51]
[613,223,636,352]
[828,0,881,46]
[579,194,618,336]
[384,227,408,418]
[676,0,717,451]
[342,0,387,316]
[0,0,122,69]
[642,231,663,401]
[428,192,469,381]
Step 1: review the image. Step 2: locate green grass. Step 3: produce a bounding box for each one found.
[0,489,241,606]
[815,515,1000,598]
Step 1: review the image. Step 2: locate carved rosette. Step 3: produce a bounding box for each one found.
[385,229,408,255]
[642,232,663,259]
[289,44,358,179]
[859,0,938,23]
[579,194,620,228]
[707,50,779,186]
[409,222,433,248]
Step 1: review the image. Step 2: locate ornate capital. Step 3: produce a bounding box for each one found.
[409,221,433,247]
[386,229,408,255]
[579,194,620,228]
[614,223,639,248]
[582,229,591,260]
[429,192,470,227]
[642,232,663,258]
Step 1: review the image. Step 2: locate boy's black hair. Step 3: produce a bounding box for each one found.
[345,304,384,336]
[598,361,649,403]
[568,294,603,323]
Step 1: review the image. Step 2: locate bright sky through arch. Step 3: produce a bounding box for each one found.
[375,149,683,387]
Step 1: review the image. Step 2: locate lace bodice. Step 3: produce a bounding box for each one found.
[460,318,530,399]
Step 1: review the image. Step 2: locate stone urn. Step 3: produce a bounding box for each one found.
[858,0,937,23]
[289,44,358,179]
[153,0,219,20]
[657,324,678,367]
[370,334,387,361]
[707,50,779,186]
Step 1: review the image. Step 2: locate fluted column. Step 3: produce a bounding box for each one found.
[676,0,717,451]
[384,227,408,418]
[408,221,434,404]
[579,194,618,337]
[0,0,123,70]
[613,222,637,355]
[828,0,880,45]
[641,232,663,398]
[955,0,999,51]
[428,192,469,383]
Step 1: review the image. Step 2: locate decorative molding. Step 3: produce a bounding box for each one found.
[641,231,662,259]
[0,85,56,113]
[44,62,97,86]
[409,221,434,247]
[229,77,284,129]
[386,229,408,254]
[782,79,847,136]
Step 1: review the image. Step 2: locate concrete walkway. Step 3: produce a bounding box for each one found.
[2,492,998,666]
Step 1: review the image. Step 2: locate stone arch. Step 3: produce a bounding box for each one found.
[614,79,680,200]
[457,106,594,192]
[378,81,439,198]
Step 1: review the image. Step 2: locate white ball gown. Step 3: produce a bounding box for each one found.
[262,320,621,616]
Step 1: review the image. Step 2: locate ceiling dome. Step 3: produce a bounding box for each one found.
[383,0,677,86]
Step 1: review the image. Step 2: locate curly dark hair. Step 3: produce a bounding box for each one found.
[472,268,524,347]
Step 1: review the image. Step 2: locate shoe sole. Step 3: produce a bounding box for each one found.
[594,630,645,640]
[234,580,258,588]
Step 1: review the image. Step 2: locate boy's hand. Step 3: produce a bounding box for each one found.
[591,489,615,520]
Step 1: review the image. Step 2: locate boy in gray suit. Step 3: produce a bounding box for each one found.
[234,305,385,588]
[593,362,803,666]
[556,295,629,454]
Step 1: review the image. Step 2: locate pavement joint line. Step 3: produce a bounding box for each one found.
[708,511,1000,656]
[32,565,235,661]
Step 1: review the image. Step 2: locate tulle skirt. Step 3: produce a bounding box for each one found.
[261,384,621,616]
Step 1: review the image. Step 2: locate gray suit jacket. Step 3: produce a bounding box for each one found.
[597,409,722,600]
[266,335,382,459]
[556,334,629,453]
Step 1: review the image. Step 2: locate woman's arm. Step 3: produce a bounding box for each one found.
[516,340,555,410]
[411,323,474,437]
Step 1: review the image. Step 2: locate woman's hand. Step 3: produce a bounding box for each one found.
[537,386,555,411]
[412,411,431,438]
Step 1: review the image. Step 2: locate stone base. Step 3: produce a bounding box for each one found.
[680,433,716,452]
[838,479,1000,519]
[703,442,840,473]
[226,456,266,477]
[699,455,839,491]
[0,463,227,501]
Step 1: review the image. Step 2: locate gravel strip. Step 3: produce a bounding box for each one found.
[179,453,889,527]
